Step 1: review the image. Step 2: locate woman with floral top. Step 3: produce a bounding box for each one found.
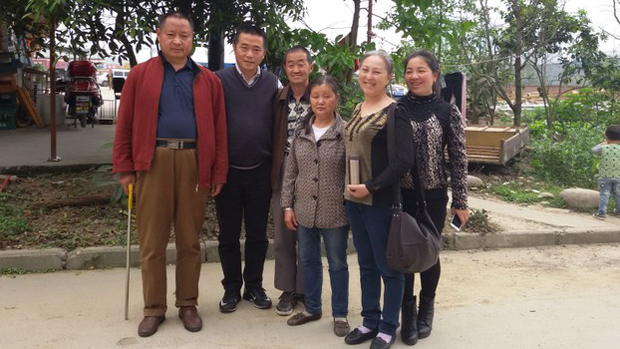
[397,50,469,346]
[343,51,414,349]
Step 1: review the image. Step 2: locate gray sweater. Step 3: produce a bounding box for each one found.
[281,115,348,229]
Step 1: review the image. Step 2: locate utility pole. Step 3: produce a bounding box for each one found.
[49,16,60,162]
[367,0,373,43]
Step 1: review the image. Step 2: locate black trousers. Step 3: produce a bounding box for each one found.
[215,161,272,292]
[402,187,448,301]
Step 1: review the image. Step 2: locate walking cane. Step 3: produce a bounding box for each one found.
[124,183,134,320]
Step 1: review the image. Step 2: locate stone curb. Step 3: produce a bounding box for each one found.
[1,229,619,271]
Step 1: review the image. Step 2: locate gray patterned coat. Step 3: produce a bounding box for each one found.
[281,115,348,229]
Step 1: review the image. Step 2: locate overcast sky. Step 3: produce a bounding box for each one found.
[145,0,620,65]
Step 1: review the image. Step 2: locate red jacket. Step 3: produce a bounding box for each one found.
[112,56,228,187]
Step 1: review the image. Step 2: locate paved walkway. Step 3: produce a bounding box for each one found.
[0,124,114,170]
[1,244,618,349]
[468,195,620,230]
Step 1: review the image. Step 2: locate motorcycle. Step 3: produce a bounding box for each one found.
[64,61,103,128]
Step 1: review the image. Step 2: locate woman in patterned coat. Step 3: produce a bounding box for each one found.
[280,75,351,337]
[398,50,469,346]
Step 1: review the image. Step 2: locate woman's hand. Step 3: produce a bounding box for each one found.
[347,184,370,198]
[284,209,298,231]
[452,208,470,227]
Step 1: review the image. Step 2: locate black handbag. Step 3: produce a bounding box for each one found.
[385,104,441,274]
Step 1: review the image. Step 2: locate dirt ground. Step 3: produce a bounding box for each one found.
[0,168,612,251]
[0,168,223,250]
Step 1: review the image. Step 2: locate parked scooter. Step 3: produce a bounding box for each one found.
[64,61,103,128]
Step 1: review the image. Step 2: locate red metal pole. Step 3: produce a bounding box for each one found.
[367,0,373,43]
[49,16,58,161]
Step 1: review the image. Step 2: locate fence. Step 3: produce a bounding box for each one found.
[96,99,117,123]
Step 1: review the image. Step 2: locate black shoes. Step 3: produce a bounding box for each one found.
[370,335,396,349]
[344,327,379,345]
[243,287,272,309]
[401,297,418,345]
[276,291,297,316]
[219,289,241,313]
[417,295,435,339]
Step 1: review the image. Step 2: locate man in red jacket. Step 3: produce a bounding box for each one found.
[112,11,228,337]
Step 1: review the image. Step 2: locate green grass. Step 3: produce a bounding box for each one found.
[0,194,31,238]
[0,267,61,276]
[487,180,566,208]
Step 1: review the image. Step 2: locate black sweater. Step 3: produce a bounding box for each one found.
[216,67,279,169]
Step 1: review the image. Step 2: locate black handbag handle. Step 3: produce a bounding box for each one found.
[386,103,427,212]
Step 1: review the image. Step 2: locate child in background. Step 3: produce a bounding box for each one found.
[592,125,620,219]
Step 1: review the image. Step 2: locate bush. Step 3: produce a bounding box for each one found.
[529,123,602,188]
[524,88,616,188]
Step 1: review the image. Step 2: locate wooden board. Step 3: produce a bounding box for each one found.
[17,87,44,127]
[460,125,529,164]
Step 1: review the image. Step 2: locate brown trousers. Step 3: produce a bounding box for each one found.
[135,148,208,316]
[273,155,304,293]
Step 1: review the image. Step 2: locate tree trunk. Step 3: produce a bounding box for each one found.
[208,30,224,71]
[114,8,138,67]
[512,0,523,126]
[50,16,57,161]
[345,0,361,83]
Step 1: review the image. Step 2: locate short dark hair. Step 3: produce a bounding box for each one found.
[302,75,339,135]
[403,50,442,96]
[606,125,620,141]
[284,46,313,65]
[159,11,194,32]
[233,23,268,49]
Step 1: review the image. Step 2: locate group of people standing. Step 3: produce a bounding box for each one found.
[112,11,469,349]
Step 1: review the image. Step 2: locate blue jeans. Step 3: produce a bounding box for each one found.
[346,201,404,336]
[598,177,620,215]
[298,224,349,318]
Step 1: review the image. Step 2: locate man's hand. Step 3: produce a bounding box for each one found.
[284,209,298,231]
[210,183,224,197]
[118,172,136,195]
[347,184,370,198]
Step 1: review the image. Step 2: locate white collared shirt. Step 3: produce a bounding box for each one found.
[235,64,282,88]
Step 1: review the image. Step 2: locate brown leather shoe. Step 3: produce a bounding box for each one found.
[179,306,203,332]
[333,318,350,337]
[286,311,321,326]
[138,316,165,337]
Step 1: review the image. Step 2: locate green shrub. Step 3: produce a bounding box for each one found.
[529,124,602,188]
[0,194,30,237]
[524,88,616,188]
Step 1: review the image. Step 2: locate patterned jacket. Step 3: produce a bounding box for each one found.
[281,115,348,229]
[399,95,468,209]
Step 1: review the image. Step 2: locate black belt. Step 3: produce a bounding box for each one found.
[156,139,196,149]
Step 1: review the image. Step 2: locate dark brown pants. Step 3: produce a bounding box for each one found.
[272,156,304,293]
[135,148,208,316]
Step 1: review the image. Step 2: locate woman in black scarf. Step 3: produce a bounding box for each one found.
[398,50,469,346]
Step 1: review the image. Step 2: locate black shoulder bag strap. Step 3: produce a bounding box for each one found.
[386,103,427,213]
